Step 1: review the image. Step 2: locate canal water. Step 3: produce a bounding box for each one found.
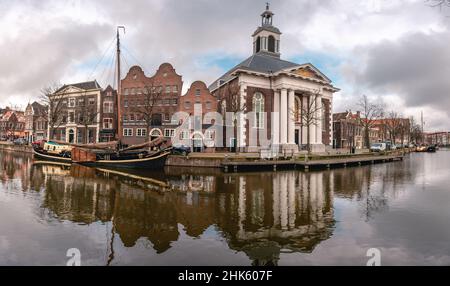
[0,149,450,266]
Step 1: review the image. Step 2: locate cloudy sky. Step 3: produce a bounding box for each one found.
[0,0,449,130]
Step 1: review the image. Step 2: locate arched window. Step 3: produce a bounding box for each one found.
[268,36,275,53]
[256,36,261,53]
[253,92,265,129]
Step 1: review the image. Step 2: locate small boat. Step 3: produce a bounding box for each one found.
[32,141,73,163]
[426,145,437,153]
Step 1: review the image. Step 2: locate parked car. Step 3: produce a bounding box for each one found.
[370,143,387,152]
[13,138,28,145]
[172,144,191,156]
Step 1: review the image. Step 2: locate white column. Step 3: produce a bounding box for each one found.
[288,89,295,144]
[316,94,323,144]
[309,94,316,144]
[272,91,280,147]
[280,88,288,145]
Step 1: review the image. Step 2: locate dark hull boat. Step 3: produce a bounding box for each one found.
[33,147,73,164]
[76,150,170,170]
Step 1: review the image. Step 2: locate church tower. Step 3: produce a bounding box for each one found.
[252,3,281,57]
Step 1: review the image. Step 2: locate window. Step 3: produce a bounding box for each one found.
[195,89,201,96]
[268,35,275,53]
[124,88,129,96]
[137,128,147,137]
[253,92,265,129]
[78,98,85,106]
[107,91,112,97]
[164,129,175,138]
[164,113,170,121]
[103,101,113,113]
[68,98,76,108]
[131,88,136,95]
[184,101,191,109]
[136,88,142,95]
[123,128,133,137]
[206,101,212,110]
[68,111,75,123]
[129,114,135,121]
[123,115,128,122]
[103,118,113,129]
[180,130,190,140]
[172,85,178,93]
[165,86,171,94]
[172,99,178,105]
[89,98,96,105]
[124,100,128,107]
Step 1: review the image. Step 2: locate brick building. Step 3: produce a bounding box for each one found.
[333,111,363,149]
[179,81,219,152]
[25,101,48,143]
[120,64,182,146]
[0,109,25,140]
[99,85,118,142]
[424,132,450,146]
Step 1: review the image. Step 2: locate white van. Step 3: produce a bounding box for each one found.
[370,143,386,152]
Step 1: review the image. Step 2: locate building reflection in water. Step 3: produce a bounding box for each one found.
[25,162,337,265]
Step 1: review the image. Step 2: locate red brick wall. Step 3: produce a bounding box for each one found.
[179,81,218,116]
[120,63,183,145]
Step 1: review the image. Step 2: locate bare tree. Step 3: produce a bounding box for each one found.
[385,111,402,145]
[409,117,422,144]
[356,95,383,148]
[77,93,100,144]
[40,84,65,140]
[295,90,323,154]
[218,81,246,154]
[132,84,164,142]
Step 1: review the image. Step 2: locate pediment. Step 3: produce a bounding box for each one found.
[58,86,85,94]
[285,64,331,83]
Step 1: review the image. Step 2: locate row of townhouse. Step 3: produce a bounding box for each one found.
[424,132,450,146]
[0,108,26,140]
[333,111,411,149]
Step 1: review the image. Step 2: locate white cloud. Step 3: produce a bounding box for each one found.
[0,0,449,129]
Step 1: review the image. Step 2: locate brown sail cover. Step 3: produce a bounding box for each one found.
[72,148,97,163]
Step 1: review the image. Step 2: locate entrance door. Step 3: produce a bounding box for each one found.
[68,129,75,143]
[295,129,300,145]
[192,134,203,153]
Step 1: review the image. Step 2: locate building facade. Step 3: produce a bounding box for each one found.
[0,109,25,140]
[25,101,48,143]
[333,111,363,149]
[178,81,219,152]
[120,64,183,146]
[424,132,450,146]
[49,81,113,144]
[99,85,118,142]
[210,5,339,154]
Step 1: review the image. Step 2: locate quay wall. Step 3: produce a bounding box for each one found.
[166,155,222,168]
[0,143,33,154]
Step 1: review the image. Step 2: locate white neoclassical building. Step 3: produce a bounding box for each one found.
[210,4,339,153]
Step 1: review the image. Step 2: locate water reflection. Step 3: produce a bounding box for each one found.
[0,149,431,265]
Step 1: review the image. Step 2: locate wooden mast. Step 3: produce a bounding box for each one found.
[116,26,125,144]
